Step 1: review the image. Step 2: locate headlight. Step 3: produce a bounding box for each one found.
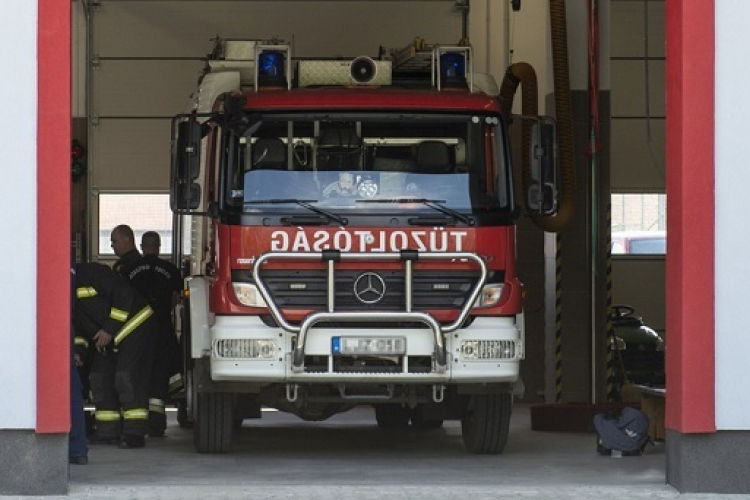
[215,339,278,359]
[232,283,267,307]
[472,283,504,308]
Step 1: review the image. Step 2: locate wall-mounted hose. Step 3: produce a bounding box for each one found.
[542,0,576,232]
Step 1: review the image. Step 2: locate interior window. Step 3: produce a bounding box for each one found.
[610,193,666,255]
[98,193,189,257]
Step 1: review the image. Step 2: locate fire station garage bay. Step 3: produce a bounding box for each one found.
[3,1,747,497]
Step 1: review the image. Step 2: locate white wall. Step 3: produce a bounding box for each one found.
[0,1,37,429]
[715,0,750,431]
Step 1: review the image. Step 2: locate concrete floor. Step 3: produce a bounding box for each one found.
[5,405,746,499]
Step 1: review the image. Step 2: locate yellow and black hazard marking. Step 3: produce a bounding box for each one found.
[555,232,563,403]
[604,203,618,402]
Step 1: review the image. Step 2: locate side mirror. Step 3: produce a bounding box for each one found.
[177,120,203,181]
[170,117,204,211]
[527,118,558,215]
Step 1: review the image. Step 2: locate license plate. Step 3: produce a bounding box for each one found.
[332,336,407,356]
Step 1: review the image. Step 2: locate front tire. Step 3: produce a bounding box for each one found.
[193,392,234,453]
[461,393,512,454]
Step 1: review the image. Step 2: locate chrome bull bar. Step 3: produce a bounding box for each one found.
[251,250,488,372]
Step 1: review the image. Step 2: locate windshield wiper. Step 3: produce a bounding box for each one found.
[244,199,348,225]
[356,198,475,226]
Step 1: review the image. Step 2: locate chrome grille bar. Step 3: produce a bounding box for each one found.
[251,250,487,371]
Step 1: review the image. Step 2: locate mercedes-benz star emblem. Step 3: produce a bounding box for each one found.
[353,272,386,305]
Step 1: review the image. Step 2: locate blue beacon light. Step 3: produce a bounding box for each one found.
[257,50,287,87]
[259,51,284,77]
[439,52,467,88]
[440,53,465,77]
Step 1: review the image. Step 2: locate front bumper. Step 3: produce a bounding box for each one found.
[209,315,522,384]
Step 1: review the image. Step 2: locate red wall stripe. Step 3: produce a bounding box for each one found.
[665,0,716,433]
[36,0,71,433]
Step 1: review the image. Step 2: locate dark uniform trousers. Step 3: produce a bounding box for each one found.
[89,307,157,439]
[148,310,181,434]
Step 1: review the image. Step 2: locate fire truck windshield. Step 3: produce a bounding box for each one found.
[224,113,512,218]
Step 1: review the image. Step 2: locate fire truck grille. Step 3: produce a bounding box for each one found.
[257,269,482,310]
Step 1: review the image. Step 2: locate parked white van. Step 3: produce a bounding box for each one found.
[611,231,666,255]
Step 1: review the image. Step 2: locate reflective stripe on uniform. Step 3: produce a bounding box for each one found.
[74,336,89,348]
[168,373,184,393]
[123,408,149,421]
[149,398,166,414]
[76,286,97,298]
[95,410,121,422]
[114,305,154,346]
[110,307,128,322]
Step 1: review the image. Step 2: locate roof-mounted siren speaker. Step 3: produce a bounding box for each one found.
[434,46,473,91]
[350,56,378,85]
[254,43,292,90]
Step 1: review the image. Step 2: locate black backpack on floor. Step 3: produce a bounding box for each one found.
[594,406,650,456]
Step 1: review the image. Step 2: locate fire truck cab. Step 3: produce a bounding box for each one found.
[170,38,558,454]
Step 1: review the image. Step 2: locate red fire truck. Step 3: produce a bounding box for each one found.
[170,38,559,454]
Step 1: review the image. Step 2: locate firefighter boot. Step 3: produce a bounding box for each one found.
[88,409,121,445]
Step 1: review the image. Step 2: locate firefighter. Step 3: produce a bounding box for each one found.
[111,225,182,437]
[73,261,156,449]
[139,231,184,403]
